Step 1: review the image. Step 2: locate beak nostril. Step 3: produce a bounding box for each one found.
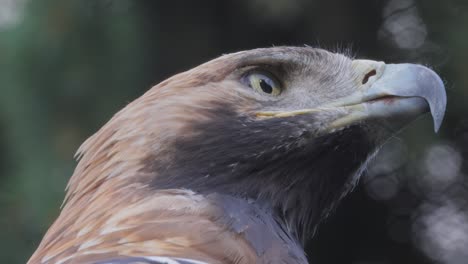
[362,69,377,84]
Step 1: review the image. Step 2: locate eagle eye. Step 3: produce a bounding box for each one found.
[244,71,281,96]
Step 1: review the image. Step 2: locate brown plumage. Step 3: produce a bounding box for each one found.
[28,47,446,264]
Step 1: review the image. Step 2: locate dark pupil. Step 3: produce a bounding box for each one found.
[259,79,273,94]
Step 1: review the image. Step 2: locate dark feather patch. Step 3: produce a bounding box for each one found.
[147,105,374,243]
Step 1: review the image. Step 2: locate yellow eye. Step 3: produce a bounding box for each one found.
[245,71,282,96]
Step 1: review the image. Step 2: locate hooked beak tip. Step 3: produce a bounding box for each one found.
[366,63,447,133]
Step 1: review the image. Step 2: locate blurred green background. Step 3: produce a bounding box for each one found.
[1,0,467,263]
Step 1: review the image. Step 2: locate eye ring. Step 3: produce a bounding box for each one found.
[243,70,282,96]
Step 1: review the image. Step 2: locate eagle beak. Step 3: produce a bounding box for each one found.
[256,60,446,133]
[327,61,447,132]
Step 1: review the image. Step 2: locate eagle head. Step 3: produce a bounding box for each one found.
[29,47,446,264]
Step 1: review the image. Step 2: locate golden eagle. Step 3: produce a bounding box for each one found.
[28,47,446,264]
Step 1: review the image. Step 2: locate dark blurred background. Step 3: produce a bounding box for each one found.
[1,0,467,263]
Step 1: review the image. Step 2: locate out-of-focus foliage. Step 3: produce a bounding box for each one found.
[0,0,466,263]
